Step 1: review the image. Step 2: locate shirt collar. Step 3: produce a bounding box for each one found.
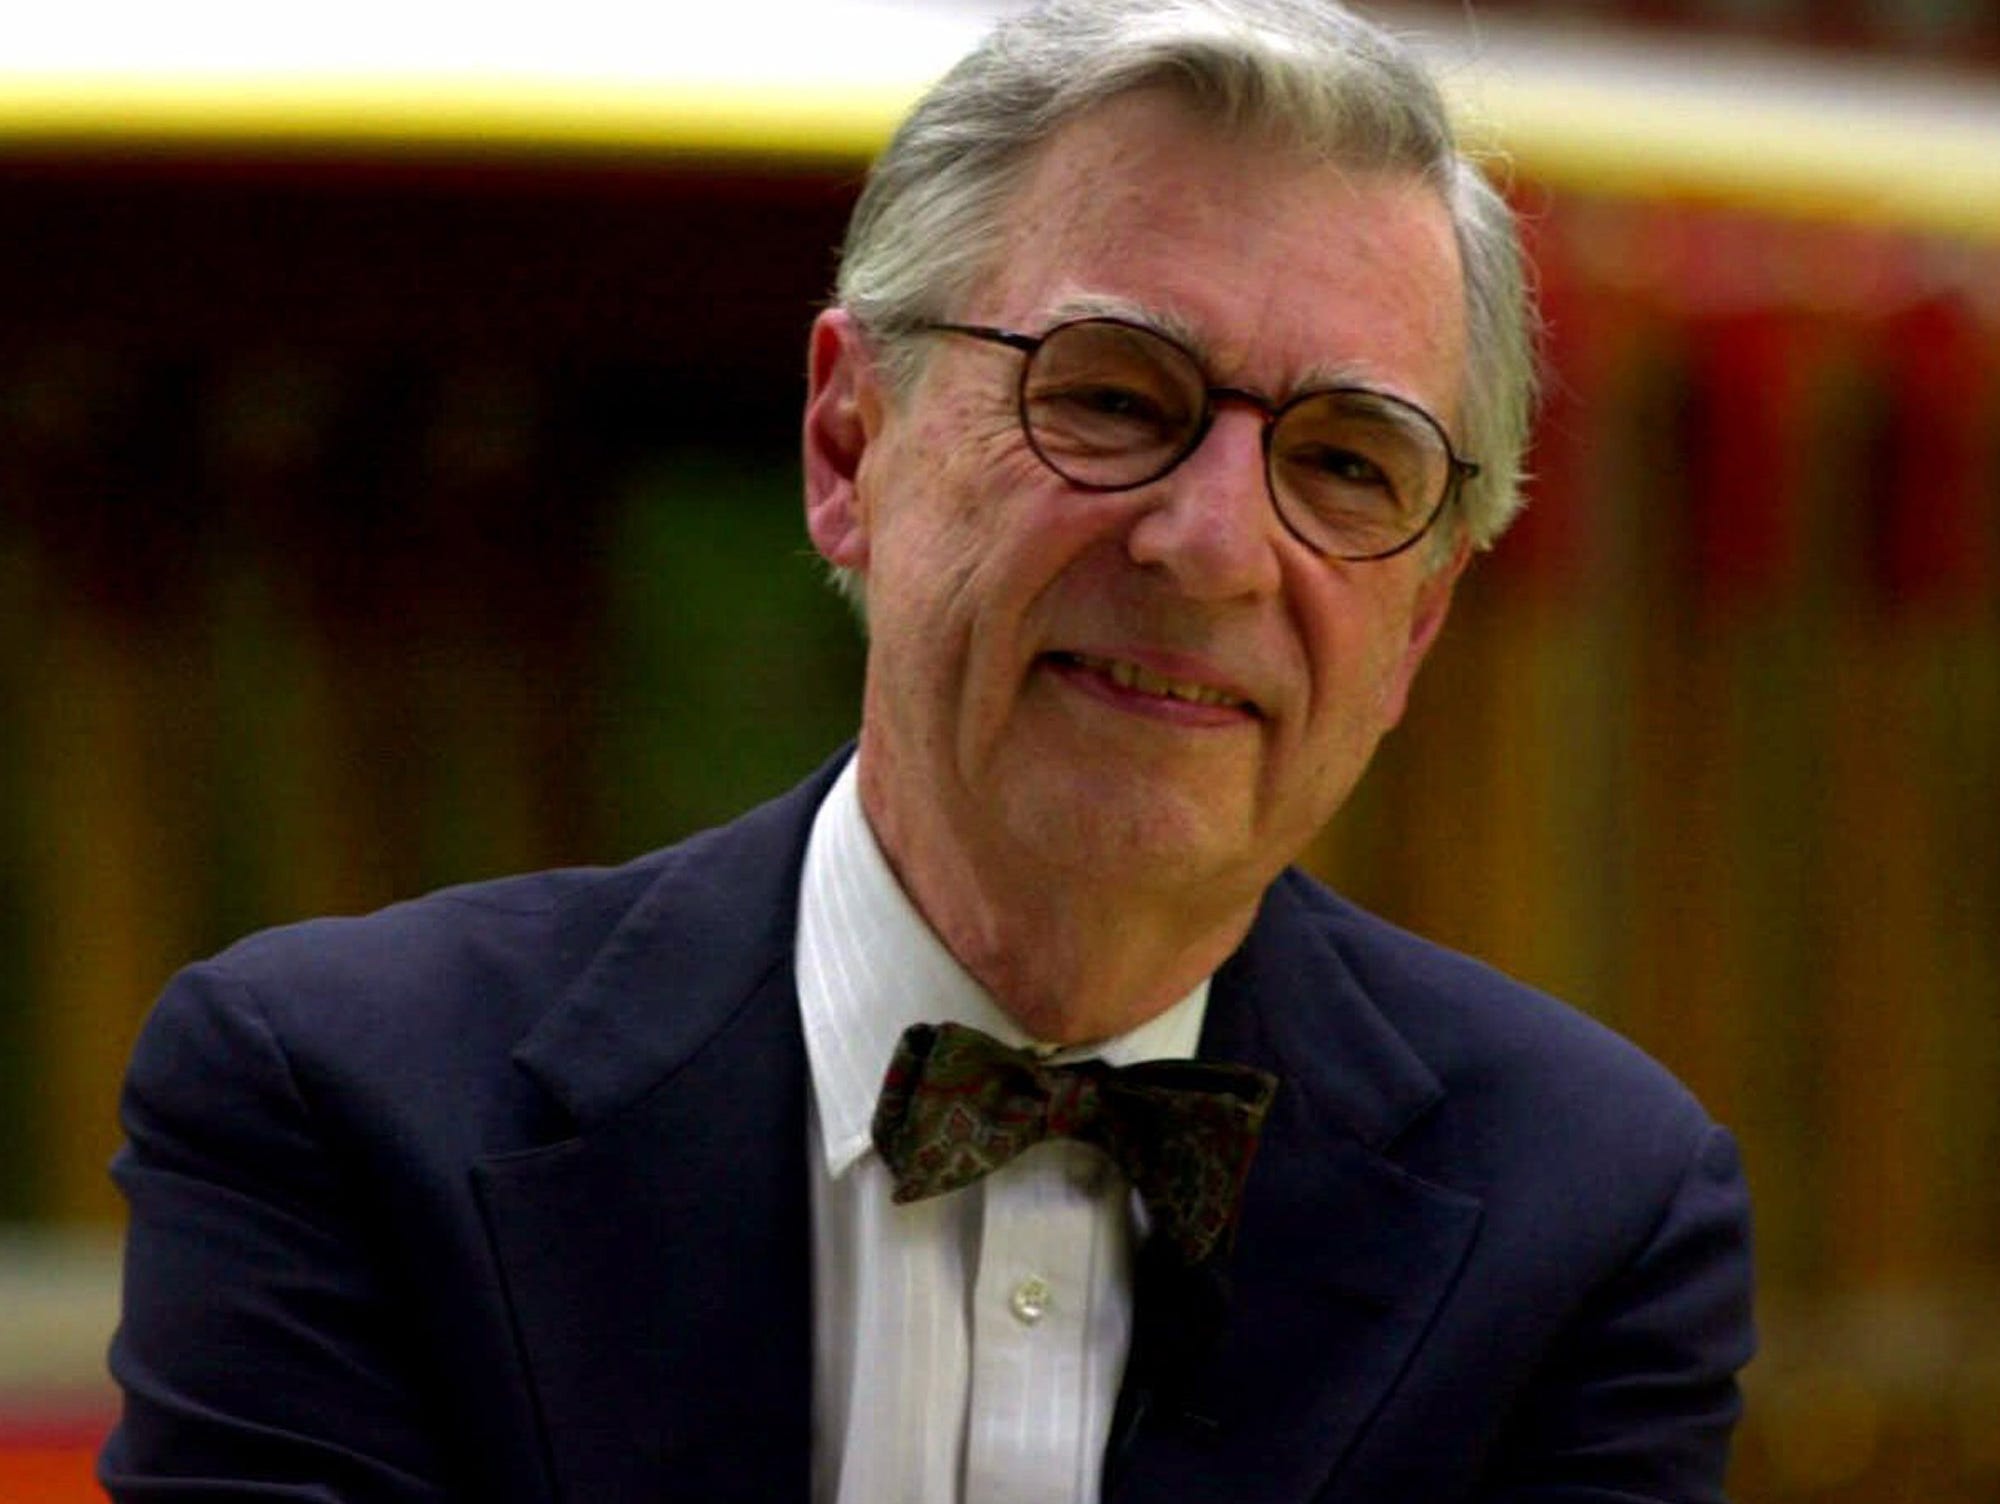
[795,758,1210,1179]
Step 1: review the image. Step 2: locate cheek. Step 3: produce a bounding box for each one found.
[1295,578,1421,741]
[860,439,1033,675]
[899,464,1096,625]
[870,401,1025,551]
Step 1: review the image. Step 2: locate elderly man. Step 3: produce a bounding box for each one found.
[102,1,1755,1501]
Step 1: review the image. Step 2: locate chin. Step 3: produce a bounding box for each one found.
[998,774,1256,889]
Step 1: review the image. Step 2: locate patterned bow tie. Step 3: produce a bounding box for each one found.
[871,1021,1279,1266]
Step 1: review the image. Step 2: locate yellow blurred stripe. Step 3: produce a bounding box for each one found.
[1459,72,2000,244]
[0,52,1995,243]
[0,73,903,163]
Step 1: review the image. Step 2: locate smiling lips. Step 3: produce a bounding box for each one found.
[1053,650,1258,715]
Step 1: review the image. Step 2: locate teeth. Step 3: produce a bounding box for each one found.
[1071,653,1246,709]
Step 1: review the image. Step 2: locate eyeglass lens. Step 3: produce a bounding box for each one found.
[1018,319,1452,559]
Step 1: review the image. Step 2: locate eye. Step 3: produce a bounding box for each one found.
[1289,444,1393,490]
[1026,377,1191,461]
[1021,319,1205,472]
[1057,382,1174,424]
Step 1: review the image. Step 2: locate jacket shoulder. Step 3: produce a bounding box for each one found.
[1271,869,1720,1174]
[200,854,665,1054]
[1286,870,1695,1082]
[171,755,840,1086]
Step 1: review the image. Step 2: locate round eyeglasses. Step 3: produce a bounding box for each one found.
[920,316,1478,563]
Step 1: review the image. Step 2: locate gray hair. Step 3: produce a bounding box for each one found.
[835,0,1536,570]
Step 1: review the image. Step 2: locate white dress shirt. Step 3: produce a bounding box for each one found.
[797,760,1210,1504]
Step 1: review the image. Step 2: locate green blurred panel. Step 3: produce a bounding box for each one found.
[594,449,865,855]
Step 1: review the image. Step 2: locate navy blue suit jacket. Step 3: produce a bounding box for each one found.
[103,755,1754,1502]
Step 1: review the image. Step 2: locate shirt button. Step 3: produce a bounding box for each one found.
[1010,1276,1052,1325]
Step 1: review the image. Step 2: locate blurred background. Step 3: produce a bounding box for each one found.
[1,0,1995,1497]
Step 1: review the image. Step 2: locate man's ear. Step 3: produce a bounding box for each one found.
[1378,536,1472,728]
[802,307,885,571]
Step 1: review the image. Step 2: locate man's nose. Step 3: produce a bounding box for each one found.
[1122,406,1282,600]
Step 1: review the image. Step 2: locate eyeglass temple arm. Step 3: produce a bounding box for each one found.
[922,322,1043,355]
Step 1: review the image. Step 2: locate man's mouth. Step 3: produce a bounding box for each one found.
[1050,651,1258,715]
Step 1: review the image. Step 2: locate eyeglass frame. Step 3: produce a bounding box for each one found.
[916,316,1480,563]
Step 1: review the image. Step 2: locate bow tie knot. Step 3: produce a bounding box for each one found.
[871,1021,1278,1266]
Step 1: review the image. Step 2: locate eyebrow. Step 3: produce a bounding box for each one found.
[1038,292,1387,398]
[1043,292,1199,348]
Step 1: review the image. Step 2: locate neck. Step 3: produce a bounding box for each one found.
[857,770,1261,1046]
[935,893,1249,1045]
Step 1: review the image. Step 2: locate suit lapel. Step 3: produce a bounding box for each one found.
[471,768,838,1503]
[1110,874,1484,1504]
[467,759,1480,1504]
